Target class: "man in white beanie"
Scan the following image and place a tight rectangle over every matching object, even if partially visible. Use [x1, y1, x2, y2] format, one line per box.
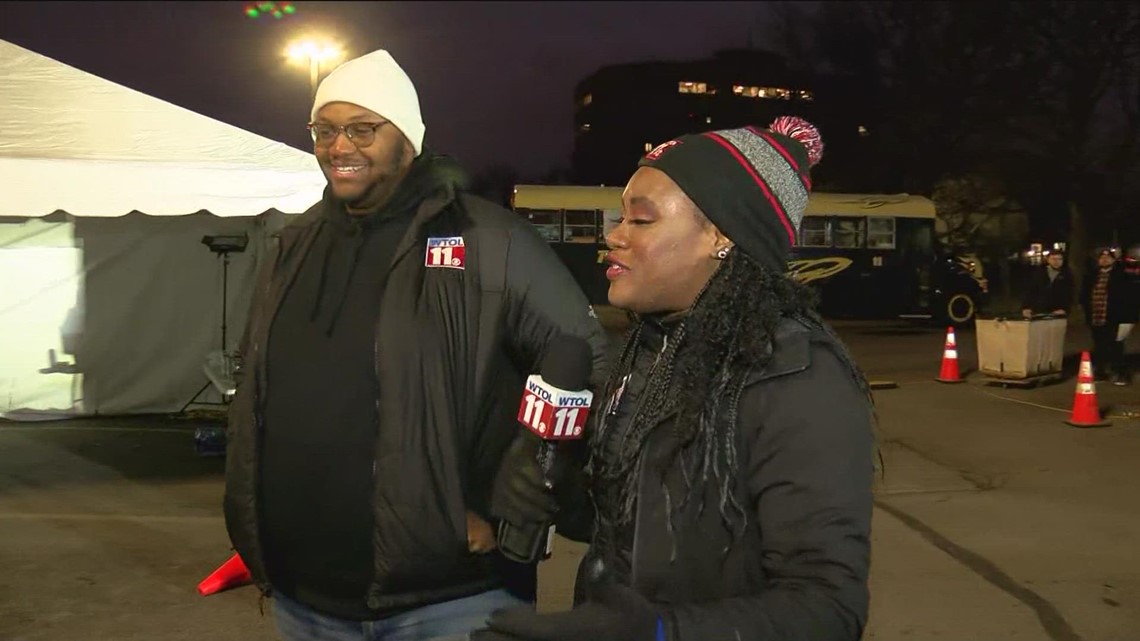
[223, 48, 608, 640]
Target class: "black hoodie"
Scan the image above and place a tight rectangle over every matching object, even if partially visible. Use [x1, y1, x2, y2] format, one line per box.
[260, 154, 465, 619]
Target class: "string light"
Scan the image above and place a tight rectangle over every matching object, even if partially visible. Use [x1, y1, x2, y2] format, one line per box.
[245, 2, 296, 19]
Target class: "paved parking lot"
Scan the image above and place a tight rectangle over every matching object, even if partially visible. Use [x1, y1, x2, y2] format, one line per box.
[1, 318, 1137, 640]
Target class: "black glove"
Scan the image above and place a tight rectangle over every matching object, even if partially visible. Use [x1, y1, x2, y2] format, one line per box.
[491, 432, 560, 527]
[470, 583, 665, 641]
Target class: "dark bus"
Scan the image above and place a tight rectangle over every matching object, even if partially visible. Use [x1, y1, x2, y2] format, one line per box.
[512, 185, 988, 325]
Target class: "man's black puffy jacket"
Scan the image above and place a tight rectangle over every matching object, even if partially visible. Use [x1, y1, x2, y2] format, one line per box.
[224, 172, 608, 615]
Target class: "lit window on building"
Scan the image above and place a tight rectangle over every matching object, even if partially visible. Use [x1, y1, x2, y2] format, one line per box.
[644, 142, 653, 152]
[678, 81, 709, 94]
[858, 125, 869, 136]
[732, 85, 811, 101]
[580, 123, 591, 132]
[705, 116, 712, 124]
[582, 93, 593, 106]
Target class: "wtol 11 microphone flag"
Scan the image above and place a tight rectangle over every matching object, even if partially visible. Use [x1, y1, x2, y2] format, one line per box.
[516, 374, 591, 440]
[498, 334, 594, 563]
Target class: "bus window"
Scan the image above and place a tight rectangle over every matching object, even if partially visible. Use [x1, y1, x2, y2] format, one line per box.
[833, 217, 866, 248]
[564, 209, 599, 243]
[518, 208, 563, 243]
[799, 216, 829, 247]
[601, 209, 621, 242]
[867, 217, 896, 249]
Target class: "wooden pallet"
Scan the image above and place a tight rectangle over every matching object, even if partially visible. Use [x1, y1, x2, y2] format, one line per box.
[981, 371, 1066, 389]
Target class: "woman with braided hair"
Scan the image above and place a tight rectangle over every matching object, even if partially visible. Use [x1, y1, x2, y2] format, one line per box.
[479, 117, 875, 641]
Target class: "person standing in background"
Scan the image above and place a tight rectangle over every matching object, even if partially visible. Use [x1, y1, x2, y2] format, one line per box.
[1081, 248, 1138, 385]
[1021, 249, 1074, 318]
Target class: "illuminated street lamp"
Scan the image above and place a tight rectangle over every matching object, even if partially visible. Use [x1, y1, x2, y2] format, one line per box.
[286, 40, 343, 99]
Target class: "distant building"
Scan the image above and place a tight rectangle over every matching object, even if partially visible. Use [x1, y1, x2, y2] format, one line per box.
[571, 49, 872, 189]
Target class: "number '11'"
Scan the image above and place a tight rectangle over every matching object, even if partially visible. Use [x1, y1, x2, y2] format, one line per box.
[430, 246, 455, 264]
[522, 395, 579, 436]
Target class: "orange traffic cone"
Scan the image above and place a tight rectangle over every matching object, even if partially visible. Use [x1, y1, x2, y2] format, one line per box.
[936, 326, 966, 384]
[1065, 351, 1110, 428]
[197, 553, 251, 596]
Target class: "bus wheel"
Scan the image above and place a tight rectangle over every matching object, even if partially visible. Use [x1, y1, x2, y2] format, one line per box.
[945, 293, 976, 325]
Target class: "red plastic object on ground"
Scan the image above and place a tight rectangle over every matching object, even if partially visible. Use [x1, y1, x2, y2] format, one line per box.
[197, 553, 252, 596]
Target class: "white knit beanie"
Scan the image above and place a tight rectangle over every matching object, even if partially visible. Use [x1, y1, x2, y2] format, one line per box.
[310, 49, 425, 157]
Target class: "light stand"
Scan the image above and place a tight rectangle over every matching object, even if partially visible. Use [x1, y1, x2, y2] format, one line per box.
[180, 234, 249, 414]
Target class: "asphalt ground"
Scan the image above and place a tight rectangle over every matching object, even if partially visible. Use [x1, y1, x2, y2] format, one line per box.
[2, 315, 1137, 640]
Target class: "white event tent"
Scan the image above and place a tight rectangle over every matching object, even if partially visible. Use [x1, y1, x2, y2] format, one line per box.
[0, 39, 326, 419]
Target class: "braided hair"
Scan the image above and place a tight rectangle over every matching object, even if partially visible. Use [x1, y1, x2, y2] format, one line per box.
[588, 249, 875, 554]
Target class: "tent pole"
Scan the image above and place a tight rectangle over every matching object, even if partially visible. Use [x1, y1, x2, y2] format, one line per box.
[221, 252, 229, 353]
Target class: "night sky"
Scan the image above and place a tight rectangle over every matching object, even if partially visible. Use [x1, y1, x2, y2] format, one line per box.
[0, 1, 791, 178]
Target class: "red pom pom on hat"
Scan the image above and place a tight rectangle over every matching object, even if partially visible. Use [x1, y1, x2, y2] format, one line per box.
[769, 116, 823, 167]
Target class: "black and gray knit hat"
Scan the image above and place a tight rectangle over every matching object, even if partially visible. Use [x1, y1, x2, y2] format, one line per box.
[639, 116, 824, 272]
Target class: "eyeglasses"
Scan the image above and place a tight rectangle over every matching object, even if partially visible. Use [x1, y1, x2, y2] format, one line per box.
[307, 121, 390, 148]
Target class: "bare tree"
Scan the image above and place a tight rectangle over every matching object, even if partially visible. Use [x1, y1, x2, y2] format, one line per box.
[999, 2, 1140, 282]
[773, 3, 1043, 191]
[773, 0, 1140, 283]
[933, 172, 1029, 297]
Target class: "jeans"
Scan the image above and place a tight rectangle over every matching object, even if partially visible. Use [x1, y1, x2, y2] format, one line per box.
[273, 589, 528, 641]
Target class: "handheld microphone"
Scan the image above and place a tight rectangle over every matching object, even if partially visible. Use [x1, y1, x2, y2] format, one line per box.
[497, 334, 594, 563]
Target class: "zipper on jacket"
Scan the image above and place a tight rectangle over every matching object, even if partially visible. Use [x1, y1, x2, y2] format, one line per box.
[627, 326, 672, 587]
[363, 197, 461, 599]
[370, 251, 390, 487]
[373, 325, 380, 485]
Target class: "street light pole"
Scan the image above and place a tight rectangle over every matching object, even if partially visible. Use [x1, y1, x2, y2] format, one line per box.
[286, 39, 342, 104]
